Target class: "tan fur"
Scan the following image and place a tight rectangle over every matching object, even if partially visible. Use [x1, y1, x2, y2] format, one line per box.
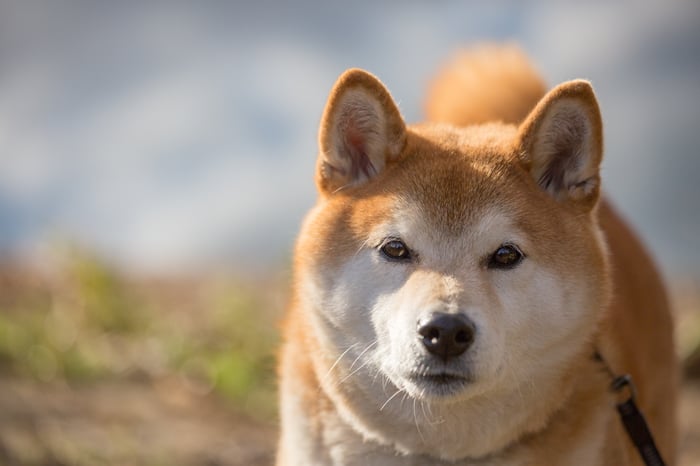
[277, 45, 678, 465]
[425, 44, 547, 126]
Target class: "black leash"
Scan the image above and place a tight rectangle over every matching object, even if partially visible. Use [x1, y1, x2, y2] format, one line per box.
[594, 352, 666, 466]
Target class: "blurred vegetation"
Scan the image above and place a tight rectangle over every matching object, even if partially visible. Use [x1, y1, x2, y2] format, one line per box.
[1, 251, 699, 403]
[0, 248, 699, 465]
[0, 249, 281, 420]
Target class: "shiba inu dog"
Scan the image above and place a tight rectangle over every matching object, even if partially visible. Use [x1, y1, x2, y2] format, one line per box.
[277, 45, 677, 465]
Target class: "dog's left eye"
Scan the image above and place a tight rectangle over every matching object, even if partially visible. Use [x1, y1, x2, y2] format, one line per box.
[380, 239, 411, 261]
[488, 243, 524, 269]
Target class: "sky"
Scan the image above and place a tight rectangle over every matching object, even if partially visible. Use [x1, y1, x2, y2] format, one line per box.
[0, 1, 699, 279]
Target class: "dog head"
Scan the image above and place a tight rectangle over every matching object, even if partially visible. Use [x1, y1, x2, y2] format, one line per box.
[294, 69, 610, 458]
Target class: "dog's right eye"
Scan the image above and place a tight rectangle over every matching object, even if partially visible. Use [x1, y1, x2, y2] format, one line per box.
[488, 243, 524, 269]
[380, 239, 411, 261]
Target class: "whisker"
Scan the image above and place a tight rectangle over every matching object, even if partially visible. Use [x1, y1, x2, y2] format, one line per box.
[354, 237, 372, 259]
[420, 400, 444, 426]
[413, 398, 426, 443]
[379, 388, 404, 411]
[320, 343, 359, 386]
[371, 367, 384, 387]
[332, 340, 377, 387]
[348, 340, 377, 371]
[337, 355, 374, 387]
[420, 400, 429, 424]
[381, 374, 389, 391]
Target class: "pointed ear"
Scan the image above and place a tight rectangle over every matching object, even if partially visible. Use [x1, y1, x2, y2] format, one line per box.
[316, 68, 406, 194]
[516, 80, 604, 207]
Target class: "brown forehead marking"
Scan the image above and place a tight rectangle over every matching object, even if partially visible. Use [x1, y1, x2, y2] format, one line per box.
[383, 124, 527, 237]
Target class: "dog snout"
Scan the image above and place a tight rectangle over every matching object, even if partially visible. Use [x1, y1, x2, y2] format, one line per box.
[417, 313, 475, 361]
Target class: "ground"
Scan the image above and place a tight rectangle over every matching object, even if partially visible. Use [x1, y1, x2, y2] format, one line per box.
[0, 376, 698, 466]
[0, 376, 276, 466]
[0, 258, 698, 465]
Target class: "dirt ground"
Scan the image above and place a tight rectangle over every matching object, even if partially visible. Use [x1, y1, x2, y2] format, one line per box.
[0, 376, 276, 466]
[0, 376, 698, 466]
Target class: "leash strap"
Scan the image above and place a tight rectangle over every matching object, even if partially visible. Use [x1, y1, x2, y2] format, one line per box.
[611, 375, 666, 466]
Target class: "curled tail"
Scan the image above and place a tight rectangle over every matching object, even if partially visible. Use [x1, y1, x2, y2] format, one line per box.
[425, 44, 547, 126]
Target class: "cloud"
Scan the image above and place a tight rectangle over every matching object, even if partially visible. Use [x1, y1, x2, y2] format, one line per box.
[0, 1, 698, 277]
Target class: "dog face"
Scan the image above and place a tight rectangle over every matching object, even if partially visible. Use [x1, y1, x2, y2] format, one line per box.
[294, 69, 610, 458]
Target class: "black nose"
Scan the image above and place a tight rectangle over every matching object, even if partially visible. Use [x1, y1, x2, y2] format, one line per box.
[417, 313, 475, 361]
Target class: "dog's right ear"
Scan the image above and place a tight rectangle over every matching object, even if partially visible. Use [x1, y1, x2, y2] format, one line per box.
[316, 69, 407, 195]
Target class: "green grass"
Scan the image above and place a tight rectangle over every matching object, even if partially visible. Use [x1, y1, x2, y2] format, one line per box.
[0, 250, 281, 420]
[2, 248, 698, 423]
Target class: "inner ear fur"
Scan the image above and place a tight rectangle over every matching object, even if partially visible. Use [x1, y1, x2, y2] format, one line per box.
[517, 80, 604, 207]
[316, 68, 406, 194]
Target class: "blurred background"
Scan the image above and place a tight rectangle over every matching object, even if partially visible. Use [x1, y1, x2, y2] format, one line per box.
[0, 1, 698, 465]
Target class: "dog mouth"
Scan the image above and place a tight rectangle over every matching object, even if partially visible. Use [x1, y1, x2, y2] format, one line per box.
[406, 371, 471, 397]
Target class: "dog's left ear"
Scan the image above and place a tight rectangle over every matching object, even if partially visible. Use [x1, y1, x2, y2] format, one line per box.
[316, 68, 406, 195]
[516, 80, 603, 208]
